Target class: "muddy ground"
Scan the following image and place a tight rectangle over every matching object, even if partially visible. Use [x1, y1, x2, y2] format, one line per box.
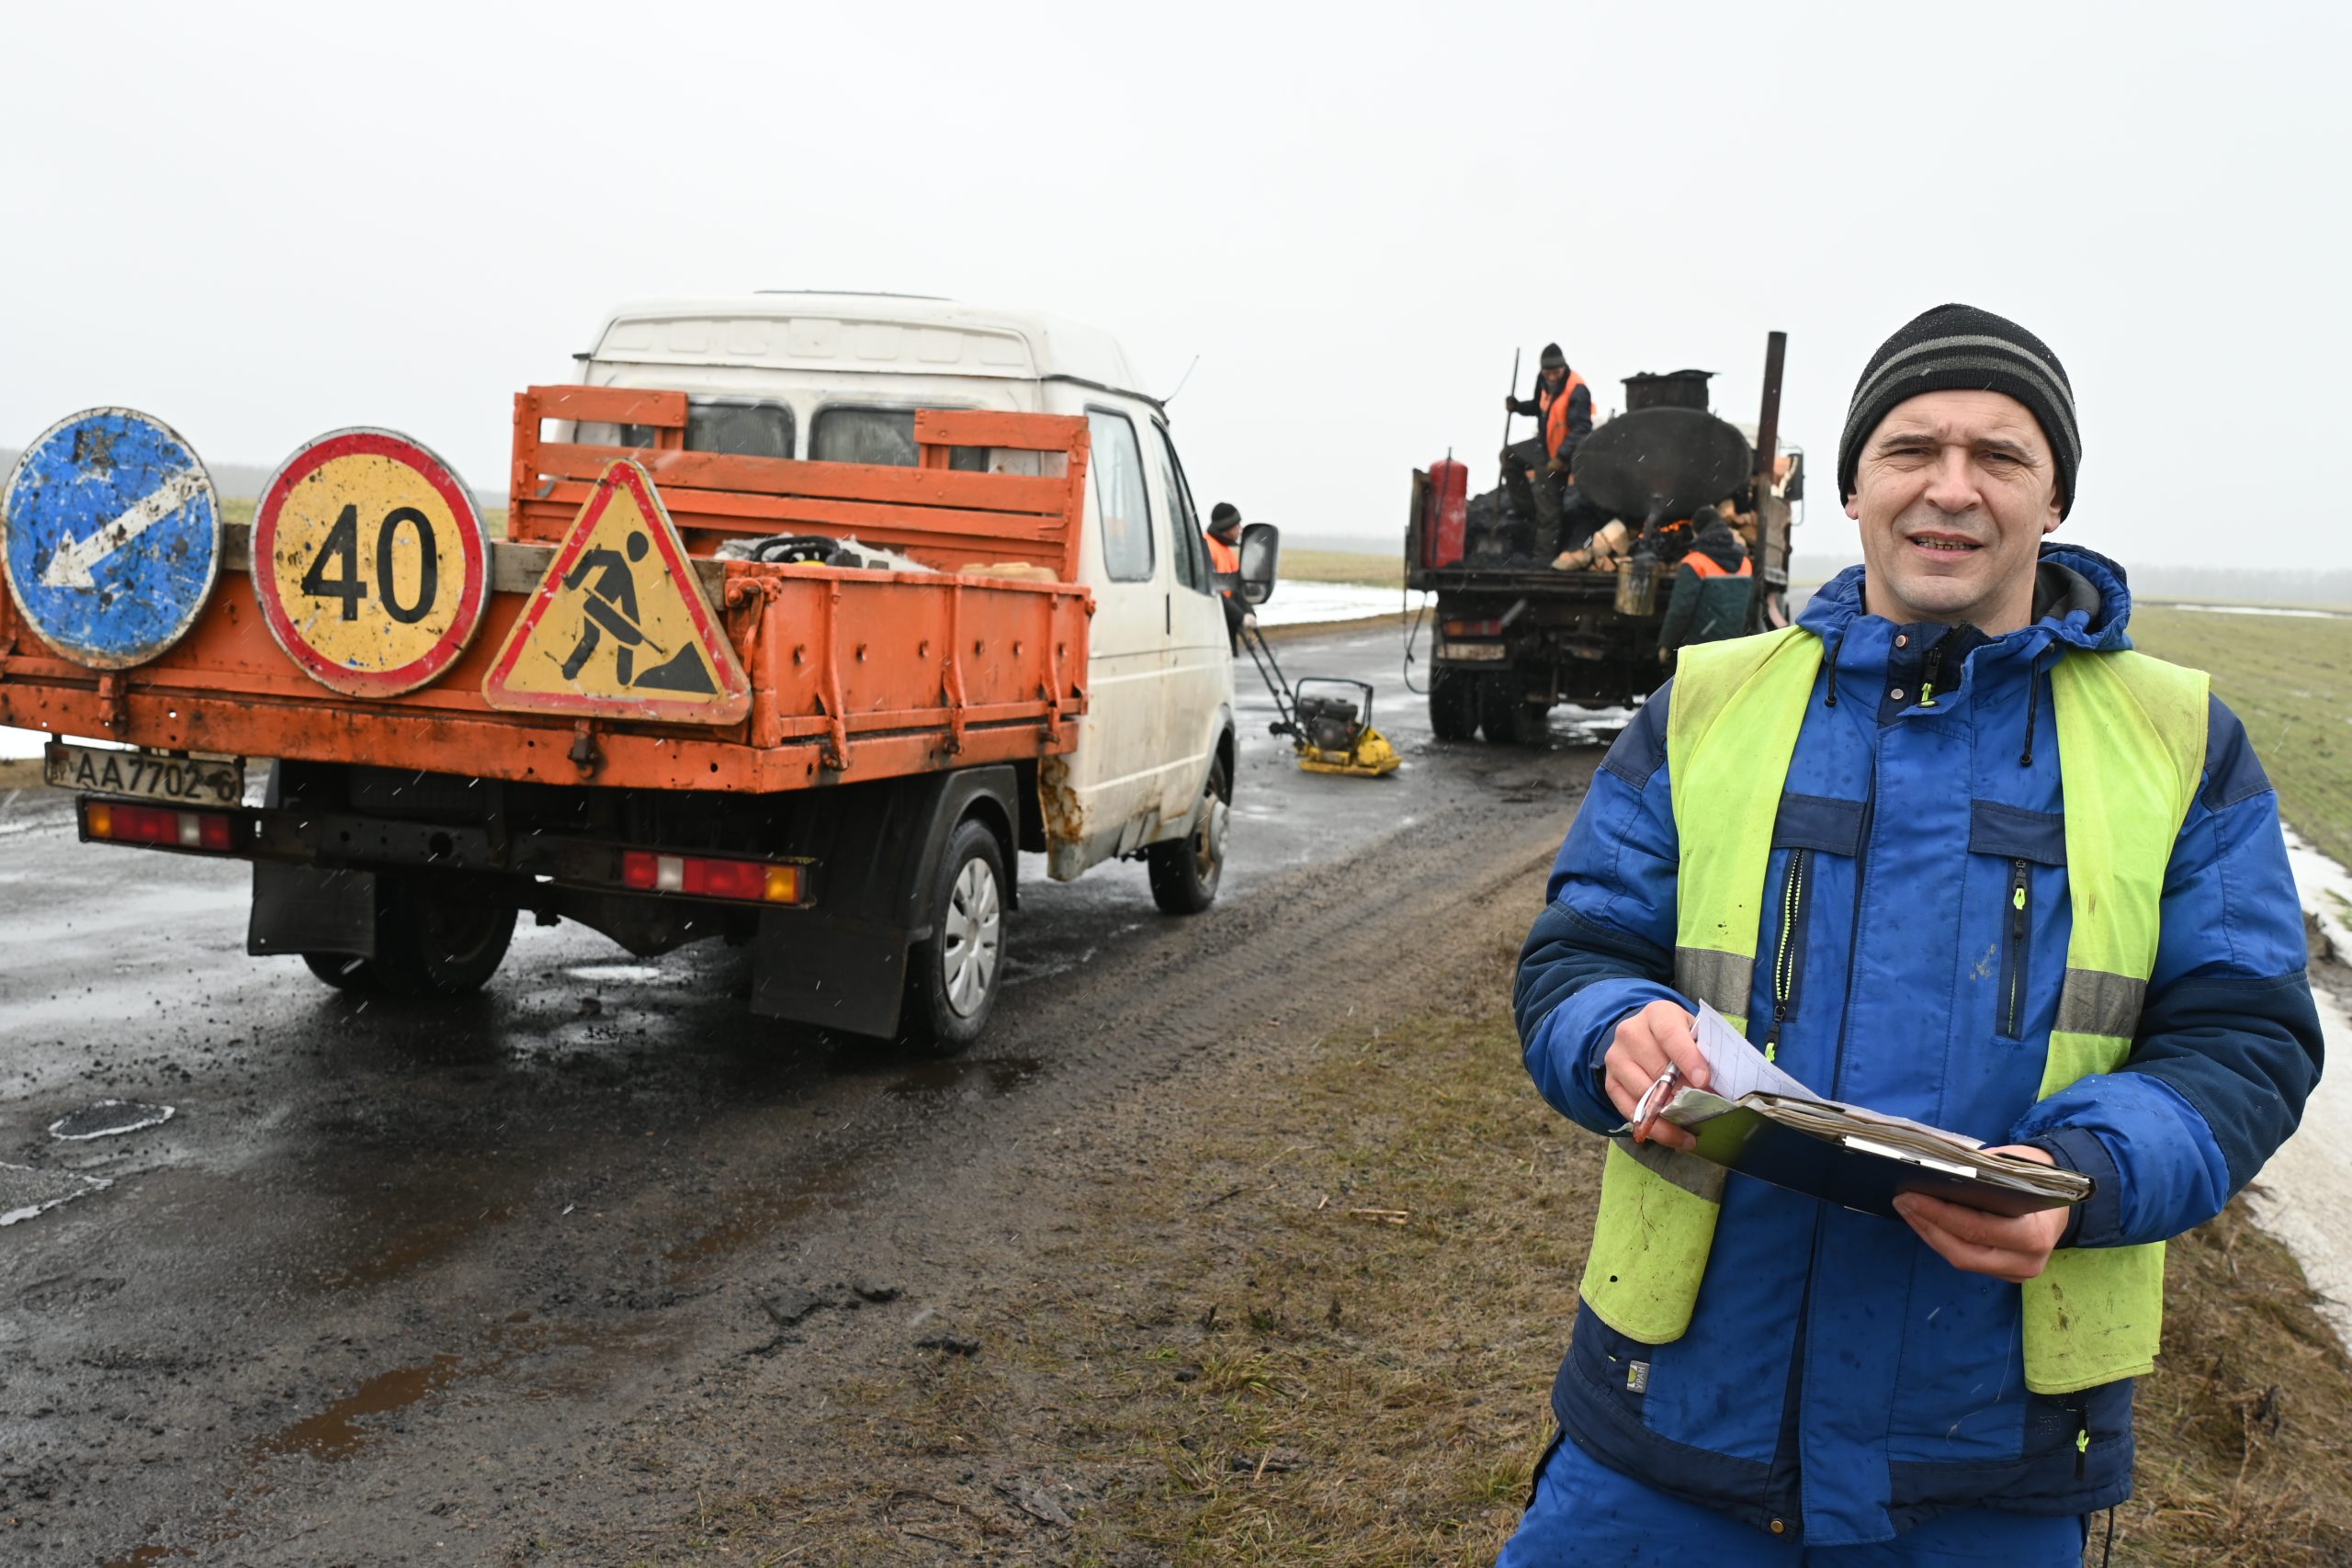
[0, 623, 1601, 1564]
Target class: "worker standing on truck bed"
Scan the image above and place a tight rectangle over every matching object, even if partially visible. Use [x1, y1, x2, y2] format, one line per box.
[1500, 344, 1596, 560]
[1502, 303, 2321, 1564]
[1655, 505, 1752, 664]
[1205, 501, 1251, 652]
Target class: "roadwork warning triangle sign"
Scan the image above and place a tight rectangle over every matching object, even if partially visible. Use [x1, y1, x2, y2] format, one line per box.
[482, 460, 750, 724]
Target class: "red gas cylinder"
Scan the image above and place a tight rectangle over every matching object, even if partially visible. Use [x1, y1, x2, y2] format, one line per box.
[1421, 458, 1468, 569]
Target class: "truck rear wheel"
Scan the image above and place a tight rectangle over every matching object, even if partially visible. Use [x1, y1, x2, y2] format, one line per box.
[900, 818, 1006, 1056]
[1480, 677, 1550, 746]
[1148, 756, 1228, 915]
[368, 876, 517, 999]
[1429, 671, 1479, 740]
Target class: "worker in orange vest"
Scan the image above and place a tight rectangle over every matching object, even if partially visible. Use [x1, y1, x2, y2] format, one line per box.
[1656, 506, 1755, 663]
[1502, 343, 1596, 558]
[1205, 502, 1252, 652]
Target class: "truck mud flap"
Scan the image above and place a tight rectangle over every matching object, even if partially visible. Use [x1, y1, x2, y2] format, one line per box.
[750, 909, 908, 1037]
[750, 764, 1018, 1038]
[248, 863, 378, 958]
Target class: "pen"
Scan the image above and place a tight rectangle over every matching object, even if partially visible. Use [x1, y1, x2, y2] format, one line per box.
[1633, 1063, 1683, 1144]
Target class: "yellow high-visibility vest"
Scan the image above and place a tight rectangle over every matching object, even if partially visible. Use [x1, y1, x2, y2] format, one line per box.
[1579, 626, 2205, 1394]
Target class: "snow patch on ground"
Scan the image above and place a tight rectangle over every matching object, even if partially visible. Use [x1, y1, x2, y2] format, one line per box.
[2250, 823, 2352, 1352]
[1257, 584, 1420, 628]
[2154, 603, 2343, 619]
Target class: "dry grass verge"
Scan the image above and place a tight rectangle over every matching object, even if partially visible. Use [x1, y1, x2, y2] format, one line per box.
[632, 926, 2352, 1565]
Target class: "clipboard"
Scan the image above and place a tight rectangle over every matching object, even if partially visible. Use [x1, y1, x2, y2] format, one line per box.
[1662, 1088, 2090, 1219]
[1623, 1005, 2092, 1220]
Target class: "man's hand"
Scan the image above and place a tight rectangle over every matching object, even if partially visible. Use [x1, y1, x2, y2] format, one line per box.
[1601, 1000, 1711, 1151]
[1658, 648, 1674, 667]
[1504, 395, 1518, 412]
[1893, 1145, 2069, 1282]
[1544, 457, 1570, 475]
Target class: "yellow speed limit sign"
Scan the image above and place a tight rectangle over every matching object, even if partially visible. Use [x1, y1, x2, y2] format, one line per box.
[253, 429, 490, 695]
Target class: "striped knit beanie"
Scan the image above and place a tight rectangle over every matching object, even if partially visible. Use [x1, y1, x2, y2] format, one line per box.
[1837, 303, 2081, 518]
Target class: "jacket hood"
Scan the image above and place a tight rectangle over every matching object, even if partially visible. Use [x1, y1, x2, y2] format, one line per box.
[1691, 515, 1746, 572]
[1797, 543, 2133, 655]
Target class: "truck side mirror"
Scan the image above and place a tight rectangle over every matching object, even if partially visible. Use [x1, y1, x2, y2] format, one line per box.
[1238, 523, 1280, 605]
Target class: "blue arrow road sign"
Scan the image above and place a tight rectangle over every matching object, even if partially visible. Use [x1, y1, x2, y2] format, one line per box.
[1, 408, 222, 670]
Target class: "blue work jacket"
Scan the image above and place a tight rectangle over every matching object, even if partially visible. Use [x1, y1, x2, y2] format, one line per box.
[1515, 546, 2323, 1546]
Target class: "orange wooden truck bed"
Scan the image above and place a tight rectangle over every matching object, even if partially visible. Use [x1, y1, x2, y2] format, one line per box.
[0, 390, 1094, 793]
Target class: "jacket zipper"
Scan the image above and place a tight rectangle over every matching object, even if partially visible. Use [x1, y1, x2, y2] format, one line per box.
[1918, 637, 1946, 708]
[2001, 859, 2030, 1039]
[1764, 849, 1812, 1062]
[1828, 759, 1878, 1103]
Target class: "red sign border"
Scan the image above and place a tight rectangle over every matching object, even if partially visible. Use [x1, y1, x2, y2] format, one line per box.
[480, 458, 751, 724]
[251, 428, 491, 697]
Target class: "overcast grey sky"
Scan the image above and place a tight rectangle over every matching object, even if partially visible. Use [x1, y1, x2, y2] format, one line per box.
[4, 1, 2345, 567]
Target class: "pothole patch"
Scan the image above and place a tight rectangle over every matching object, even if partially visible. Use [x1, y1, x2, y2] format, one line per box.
[48, 1099, 175, 1141]
[0, 1163, 111, 1225]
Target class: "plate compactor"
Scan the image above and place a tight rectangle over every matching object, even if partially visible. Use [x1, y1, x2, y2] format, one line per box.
[1238, 622, 1401, 778]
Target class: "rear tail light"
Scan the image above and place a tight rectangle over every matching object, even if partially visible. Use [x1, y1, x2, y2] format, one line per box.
[1442, 618, 1504, 637]
[84, 801, 236, 852]
[620, 851, 808, 906]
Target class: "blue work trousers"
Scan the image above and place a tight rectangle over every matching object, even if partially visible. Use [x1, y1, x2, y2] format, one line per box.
[1498, 1436, 2088, 1567]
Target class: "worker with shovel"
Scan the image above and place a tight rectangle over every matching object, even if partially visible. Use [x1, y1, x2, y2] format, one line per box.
[1501, 344, 1601, 563]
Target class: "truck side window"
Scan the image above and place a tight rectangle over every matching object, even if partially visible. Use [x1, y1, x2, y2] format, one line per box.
[1087, 411, 1156, 583]
[812, 407, 989, 471]
[615, 400, 795, 459]
[1149, 423, 1210, 594]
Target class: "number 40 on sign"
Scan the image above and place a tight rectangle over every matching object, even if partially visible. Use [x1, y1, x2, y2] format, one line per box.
[252, 429, 490, 697]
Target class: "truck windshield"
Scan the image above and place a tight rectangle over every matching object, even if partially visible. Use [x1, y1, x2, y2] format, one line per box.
[812, 407, 989, 471]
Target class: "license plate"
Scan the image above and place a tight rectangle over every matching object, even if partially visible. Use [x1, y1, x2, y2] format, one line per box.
[1438, 641, 1510, 661]
[45, 742, 243, 807]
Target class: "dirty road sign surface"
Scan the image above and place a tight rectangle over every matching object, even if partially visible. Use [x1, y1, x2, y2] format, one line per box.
[252, 429, 490, 695]
[0, 408, 221, 670]
[482, 459, 749, 723]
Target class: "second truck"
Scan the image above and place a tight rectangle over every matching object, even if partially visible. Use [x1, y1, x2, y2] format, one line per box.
[1404, 332, 1804, 740]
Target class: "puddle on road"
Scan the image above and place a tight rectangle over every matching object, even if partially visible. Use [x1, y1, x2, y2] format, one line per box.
[321, 1202, 515, 1291]
[560, 963, 693, 986]
[0, 1162, 111, 1225]
[257, 1354, 466, 1461]
[885, 1056, 1042, 1100]
[50, 1099, 175, 1141]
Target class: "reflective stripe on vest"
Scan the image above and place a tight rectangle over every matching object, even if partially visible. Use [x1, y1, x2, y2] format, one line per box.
[1682, 550, 1752, 580]
[1544, 370, 1589, 458]
[1578, 625, 2207, 1394]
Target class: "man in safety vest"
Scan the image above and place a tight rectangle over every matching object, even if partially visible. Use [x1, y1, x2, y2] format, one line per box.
[1501, 343, 1596, 558]
[1503, 304, 2321, 1564]
[1655, 505, 1753, 665]
[1204, 501, 1250, 652]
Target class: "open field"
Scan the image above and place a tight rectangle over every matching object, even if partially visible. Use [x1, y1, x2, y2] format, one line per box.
[2128, 606, 2352, 870]
[1277, 548, 1402, 590]
[638, 910, 2352, 1566]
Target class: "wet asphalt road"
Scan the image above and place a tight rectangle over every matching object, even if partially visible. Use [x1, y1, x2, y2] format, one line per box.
[0, 619, 1618, 1564]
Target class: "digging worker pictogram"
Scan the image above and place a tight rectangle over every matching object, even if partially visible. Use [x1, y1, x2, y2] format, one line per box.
[559, 529, 652, 684]
[1502, 304, 2323, 1564]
